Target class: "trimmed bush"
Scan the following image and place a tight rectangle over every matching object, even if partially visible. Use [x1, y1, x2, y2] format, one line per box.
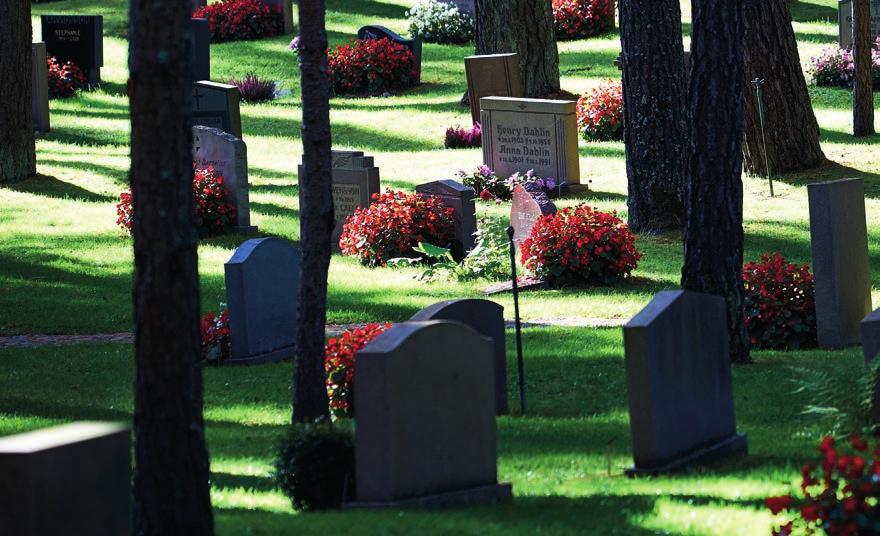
[576, 79, 623, 141]
[194, 0, 283, 43]
[552, 0, 614, 40]
[407, 0, 474, 44]
[329, 38, 417, 95]
[274, 423, 354, 511]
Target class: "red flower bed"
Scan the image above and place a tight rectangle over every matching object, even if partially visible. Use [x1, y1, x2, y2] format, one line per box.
[552, 0, 615, 40]
[194, 0, 283, 43]
[743, 252, 817, 350]
[328, 38, 417, 95]
[47, 56, 86, 99]
[521, 204, 640, 286]
[577, 79, 624, 141]
[339, 190, 456, 267]
[201, 308, 231, 364]
[324, 323, 391, 419]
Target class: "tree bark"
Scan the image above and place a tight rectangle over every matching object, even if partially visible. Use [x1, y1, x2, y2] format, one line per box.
[129, 0, 214, 533]
[682, 0, 751, 363]
[475, 0, 560, 97]
[619, 0, 688, 233]
[293, 0, 333, 423]
[742, 0, 825, 175]
[853, 0, 875, 137]
[0, 0, 35, 182]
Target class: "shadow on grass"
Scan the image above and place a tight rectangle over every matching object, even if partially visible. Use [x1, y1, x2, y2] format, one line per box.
[771, 158, 880, 198]
[0, 173, 115, 202]
[791, 1, 839, 23]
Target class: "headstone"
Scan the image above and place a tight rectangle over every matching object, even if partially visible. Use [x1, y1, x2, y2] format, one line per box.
[192, 126, 255, 231]
[509, 183, 556, 248]
[261, 0, 294, 34]
[188, 18, 211, 82]
[481, 97, 581, 187]
[40, 15, 103, 85]
[808, 178, 872, 348]
[0, 422, 130, 535]
[415, 179, 477, 259]
[410, 300, 508, 414]
[191, 81, 242, 139]
[861, 308, 880, 424]
[357, 25, 422, 84]
[192, 0, 207, 13]
[624, 290, 748, 475]
[350, 321, 513, 507]
[32, 42, 50, 133]
[225, 238, 301, 364]
[838, 0, 880, 48]
[464, 53, 525, 125]
[298, 150, 381, 246]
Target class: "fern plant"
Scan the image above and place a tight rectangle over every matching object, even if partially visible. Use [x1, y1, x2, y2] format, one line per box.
[791, 359, 880, 438]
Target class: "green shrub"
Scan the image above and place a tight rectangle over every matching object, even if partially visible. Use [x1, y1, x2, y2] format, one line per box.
[407, 0, 474, 44]
[274, 423, 355, 511]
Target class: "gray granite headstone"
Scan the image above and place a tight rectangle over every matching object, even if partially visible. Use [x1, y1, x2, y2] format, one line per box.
[350, 321, 512, 508]
[808, 178, 872, 348]
[0, 422, 130, 535]
[187, 18, 211, 82]
[509, 183, 556, 249]
[861, 308, 880, 423]
[225, 238, 301, 364]
[838, 0, 880, 48]
[415, 179, 477, 260]
[191, 81, 242, 139]
[192, 126, 254, 231]
[410, 300, 508, 415]
[624, 290, 747, 475]
[357, 25, 422, 84]
[32, 42, 50, 132]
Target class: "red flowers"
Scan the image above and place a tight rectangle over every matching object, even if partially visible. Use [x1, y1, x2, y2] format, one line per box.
[339, 190, 456, 267]
[576, 79, 624, 142]
[194, 0, 283, 42]
[47, 56, 86, 99]
[520, 204, 641, 286]
[324, 323, 391, 419]
[201, 309, 231, 364]
[553, 0, 614, 40]
[329, 38, 416, 95]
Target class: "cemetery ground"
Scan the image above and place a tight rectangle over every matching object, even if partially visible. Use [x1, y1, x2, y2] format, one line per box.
[1, 0, 879, 533]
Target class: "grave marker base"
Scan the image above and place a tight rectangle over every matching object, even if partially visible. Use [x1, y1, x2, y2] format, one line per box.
[345, 483, 513, 509]
[226, 344, 294, 365]
[625, 433, 747, 477]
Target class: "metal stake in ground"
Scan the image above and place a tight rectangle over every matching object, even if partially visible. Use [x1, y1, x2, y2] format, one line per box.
[751, 77, 775, 197]
[506, 226, 527, 415]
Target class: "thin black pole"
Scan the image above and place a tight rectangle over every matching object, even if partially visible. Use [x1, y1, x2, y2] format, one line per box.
[507, 226, 526, 415]
[751, 77, 775, 197]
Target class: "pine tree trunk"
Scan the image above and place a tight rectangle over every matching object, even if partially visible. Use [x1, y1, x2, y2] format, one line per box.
[619, 0, 688, 233]
[0, 0, 35, 182]
[293, 0, 333, 423]
[853, 0, 875, 137]
[742, 0, 825, 175]
[129, 0, 214, 533]
[682, 0, 751, 363]
[474, 0, 560, 97]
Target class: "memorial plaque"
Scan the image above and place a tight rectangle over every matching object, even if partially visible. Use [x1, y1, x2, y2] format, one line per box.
[415, 179, 477, 259]
[191, 81, 242, 139]
[839, 0, 880, 48]
[357, 25, 422, 83]
[41, 15, 103, 84]
[262, 0, 294, 34]
[32, 42, 50, 133]
[465, 54, 524, 125]
[481, 96, 581, 186]
[192, 126, 255, 231]
[509, 183, 556, 248]
[188, 18, 211, 82]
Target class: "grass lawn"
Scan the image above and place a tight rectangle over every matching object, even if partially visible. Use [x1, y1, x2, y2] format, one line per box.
[1, 0, 879, 533]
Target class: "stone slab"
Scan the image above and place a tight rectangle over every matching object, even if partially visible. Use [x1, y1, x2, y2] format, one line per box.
[862, 308, 880, 423]
[415, 179, 477, 259]
[32, 42, 50, 133]
[838, 0, 880, 48]
[465, 53, 524, 125]
[40, 15, 103, 85]
[188, 18, 211, 82]
[262, 0, 294, 34]
[191, 80, 242, 139]
[192, 125, 254, 230]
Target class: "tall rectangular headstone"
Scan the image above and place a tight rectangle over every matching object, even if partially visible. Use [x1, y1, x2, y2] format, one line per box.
[351, 321, 512, 507]
[225, 238, 301, 364]
[465, 54, 524, 125]
[188, 18, 211, 82]
[261, 0, 294, 34]
[192, 126, 255, 231]
[191, 81, 243, 139]
[40, 15, 103, 84]
[861, 308, 880, 424]
[481, 97, 581, 187]
[357, 25, 422, 84]
[839, 0, 880, 48]
[624, 290, 747, 475]
[32, 42, 50, 133]
[808, 178, 872, 348]
[0, 422, 130, 535]
[415, 179, 477, 259]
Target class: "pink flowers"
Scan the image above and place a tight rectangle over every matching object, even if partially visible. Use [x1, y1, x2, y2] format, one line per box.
[445, 122, 482, 149]
[809, 38, 880, 87]
[576, 79, 624, 142]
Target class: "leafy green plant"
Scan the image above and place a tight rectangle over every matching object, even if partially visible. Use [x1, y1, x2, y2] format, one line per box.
[791, 360, 880, 438]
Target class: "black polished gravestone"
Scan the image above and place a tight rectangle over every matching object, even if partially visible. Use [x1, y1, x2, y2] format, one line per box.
[225, 238, 301, 364]
[410, 300, 508, 414]
[357, 25, 422, 84]
[623, 290, 747, 475]
[349, 321, 513, 508]
[41, 15, 103, 84]
[415, 179, 477, 260]
[188, 18, 211, 82]
[191, 81, 242, 139]
[862, 309, 880, 424]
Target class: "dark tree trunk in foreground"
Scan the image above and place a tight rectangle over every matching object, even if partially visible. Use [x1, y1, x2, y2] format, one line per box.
[475, 0, 560, 97]
[682, 0, 751, 363]
[853, 0, 875, 137]
[0, 0, 35, 182]
[129, 0, 214, 533]
[742, 0, 824, 175]
[293, 0, 333, 423]
[619, 0, 688, 233]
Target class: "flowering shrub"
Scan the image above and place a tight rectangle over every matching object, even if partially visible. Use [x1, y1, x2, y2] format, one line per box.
[324, 323, 391, 419]
[521, 204, 641, 286]
[328, 38, 416, 95]
[808, 40, 880, 88]
[116, 166, 237, 237]
[201, 308, 231, 364]
[456, 165, 510, 201]
[47, 56, 86, 99]
[742, 253, 817, 350]
[407, 0, 474, 44]
[339, 190, 456, 266]
[445, 122, 482, 149]
[552, 0, 614, 40]
[509, 170, 560, 197]
[229, 73, 277, 102]
[577, 79, 624, 141]
[194, 0, 283, 43]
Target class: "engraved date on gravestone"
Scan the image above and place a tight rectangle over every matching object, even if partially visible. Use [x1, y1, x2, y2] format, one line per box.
[333, 184, 362, 227]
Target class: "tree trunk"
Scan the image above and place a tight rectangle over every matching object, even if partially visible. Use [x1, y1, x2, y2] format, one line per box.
[475, 0, 560, 97]
[742, 0, 825, 175]
[0, 0, 35, 182]
[619, 0, 688, 233]
[129, 0, 214, 533]
[293, 0, 333, 423]
[682, 0, 751, 364]
[853, 0, 875, 137]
